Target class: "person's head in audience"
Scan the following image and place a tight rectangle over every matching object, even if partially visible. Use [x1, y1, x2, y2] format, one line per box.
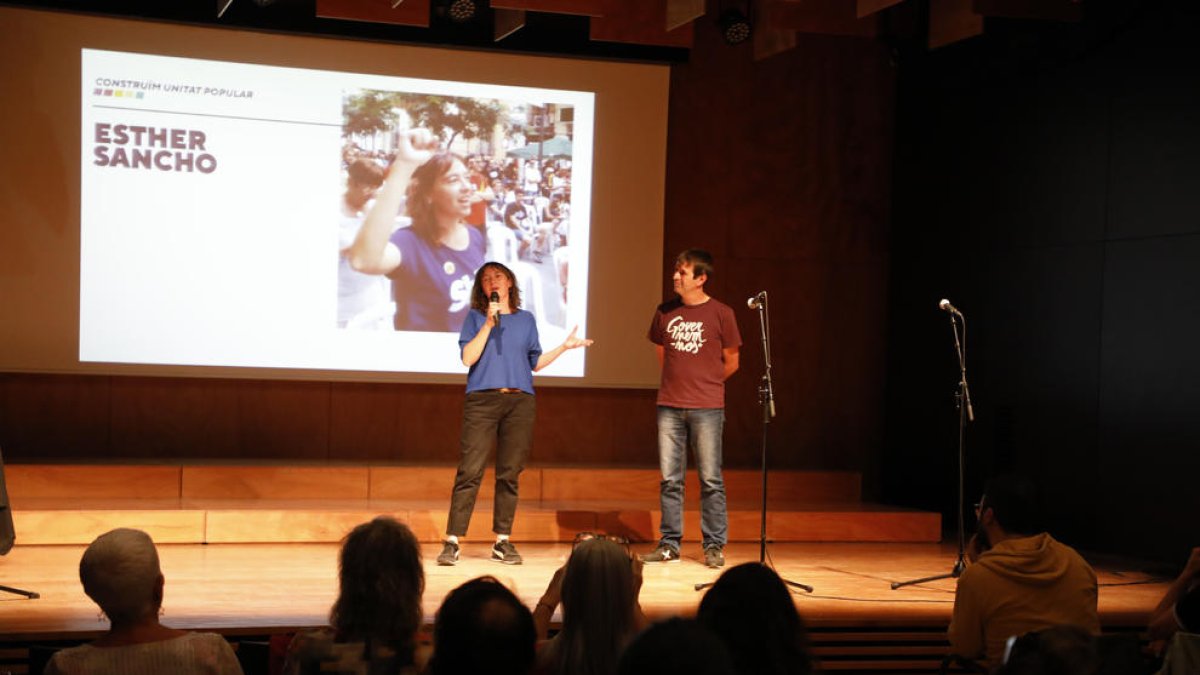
[697, 563, 814, 675]
[44, 528, 243, 674]
[976, 473, 1043, 550]
[550, 537, 641, 675]
[1176, 582, 1200, 633]
[80, 527, 166, 629]
[996, 624, 1100, 675]
[1147, 547, 1200, 642]
[617, 618, 736, 675]
[428, 576, 536, 675]
[330, 516, 424, 656]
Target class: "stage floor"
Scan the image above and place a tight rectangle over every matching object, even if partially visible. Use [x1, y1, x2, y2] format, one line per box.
[0, 541, 1169, 639]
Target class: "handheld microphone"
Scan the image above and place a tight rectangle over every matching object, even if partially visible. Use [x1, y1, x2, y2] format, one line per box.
[489, 291, 501, 326]
[747, 291, 766, 310]
[939, 298, 963, 316]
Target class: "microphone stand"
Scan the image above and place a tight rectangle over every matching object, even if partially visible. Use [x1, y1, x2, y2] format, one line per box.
[695, 292, 813, 594]
[0, 582, 39, 599]
[891, 309, 973, 590]
[0, 446, 39, 598]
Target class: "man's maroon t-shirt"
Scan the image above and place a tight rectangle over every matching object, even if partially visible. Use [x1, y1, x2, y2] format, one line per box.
[648, 297, 741, 409]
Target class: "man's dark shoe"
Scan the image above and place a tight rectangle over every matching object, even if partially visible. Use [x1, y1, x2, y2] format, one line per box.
[492, 539, 523, 565]
[436, 541, 460, 566]
[704, 545, 726, 569]
[638, 543, 681, 563]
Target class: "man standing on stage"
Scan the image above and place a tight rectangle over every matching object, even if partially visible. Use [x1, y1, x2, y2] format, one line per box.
[640, 249, 741, 569]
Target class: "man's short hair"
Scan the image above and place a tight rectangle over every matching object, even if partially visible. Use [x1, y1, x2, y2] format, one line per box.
[347, 158, 385, 188]
[79, 528, 162, 623]
[676, 249, 714, 280]
[428, 576, 535, 675]
[618, 618, 735, 675]
[997, 624, 1099, 675]
[981, 474, 1042, 536]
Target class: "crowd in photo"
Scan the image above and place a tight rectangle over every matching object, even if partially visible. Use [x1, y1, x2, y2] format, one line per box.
[338, 128, 576, 334]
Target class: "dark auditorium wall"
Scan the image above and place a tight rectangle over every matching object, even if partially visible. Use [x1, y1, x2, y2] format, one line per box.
[883, 0, 1200, 564]
[0, 17, 895, 480]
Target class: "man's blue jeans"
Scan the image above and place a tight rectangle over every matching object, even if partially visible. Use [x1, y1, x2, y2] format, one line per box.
[656, 406, 727, 550]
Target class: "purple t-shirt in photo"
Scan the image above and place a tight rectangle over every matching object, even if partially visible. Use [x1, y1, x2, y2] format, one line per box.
[388, 225, 485, 332]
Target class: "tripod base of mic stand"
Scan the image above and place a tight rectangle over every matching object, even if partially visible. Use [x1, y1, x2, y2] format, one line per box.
[0, 583, 40, 599]
[890, 554, 966, 590]
[693, 566, 814, 594]
[784, 578, 814, 593]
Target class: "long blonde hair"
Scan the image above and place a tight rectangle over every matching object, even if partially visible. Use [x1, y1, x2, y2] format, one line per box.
[550, 539, 638, 675]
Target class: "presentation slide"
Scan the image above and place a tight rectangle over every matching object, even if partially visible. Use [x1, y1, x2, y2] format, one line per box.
[80, 49, 593, 376]
[0, 6, 667, 388]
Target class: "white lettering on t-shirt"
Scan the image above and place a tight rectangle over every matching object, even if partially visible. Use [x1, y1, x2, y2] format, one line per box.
[666, 315, 705, 354]
[448, 274, 472, 313]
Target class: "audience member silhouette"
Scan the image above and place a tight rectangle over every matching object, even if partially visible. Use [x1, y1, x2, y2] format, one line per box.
[1149, 547, 1200, 642]
[533, 537, 647, 675]
[1149, 547, 1200, 675]
[283, 516, 424, 675]
[616, 618, 735, 675]
[948, 474, 1099, 667]
[43, 528, 242, 675]
[696, 562, 815, 675]
[426, 576, 536, 675]
[994, 624, 1100, 675]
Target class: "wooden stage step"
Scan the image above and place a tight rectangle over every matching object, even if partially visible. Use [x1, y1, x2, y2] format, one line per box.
[6, 464, 940, 546]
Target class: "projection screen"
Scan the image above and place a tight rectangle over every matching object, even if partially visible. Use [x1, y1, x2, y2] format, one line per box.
[0, 6, 668, 388]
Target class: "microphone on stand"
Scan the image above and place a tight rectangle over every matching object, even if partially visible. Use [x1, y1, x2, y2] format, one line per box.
[489, 291, 501, 327]
[747, 291, 766, 310]
[938, 298, 963, 316]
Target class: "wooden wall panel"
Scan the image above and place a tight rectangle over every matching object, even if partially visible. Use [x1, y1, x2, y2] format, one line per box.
[105, 377, 331, 460]
[531, 388, 658, 464]
[6, 465, 181, 500]
[13, 509, 206, 545]
[182, 466, 370, 500]
[0, 373, 110, 457]
[664, 19, 893, 479]
[106, 377, 241, 460]
[329, 382, 464, 462]
[234, 380, 332, 460]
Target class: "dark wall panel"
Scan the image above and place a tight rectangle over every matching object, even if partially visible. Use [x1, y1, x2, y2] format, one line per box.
[971, 244, 1106, 545]
[1096, 235, 1200, 562]
[1106, 13, 1200, 240]
[0, 374, 110, 459]
[886, 0, 1200, 562]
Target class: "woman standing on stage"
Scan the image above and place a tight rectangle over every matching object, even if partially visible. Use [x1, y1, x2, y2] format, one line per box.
[436, 261, 591, 566]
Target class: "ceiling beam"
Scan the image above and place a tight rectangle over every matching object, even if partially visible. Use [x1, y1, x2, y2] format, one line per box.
[488, 0, 606, 16]
[590, 0, 694, 48]
[761, 0, 879, 38]
[929, 0, 983, 49]
[316, 0, 431, 27]
[973, 0, 1083, 22]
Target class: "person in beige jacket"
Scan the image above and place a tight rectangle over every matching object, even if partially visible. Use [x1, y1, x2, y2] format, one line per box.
[948, 475, 1100, 668]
